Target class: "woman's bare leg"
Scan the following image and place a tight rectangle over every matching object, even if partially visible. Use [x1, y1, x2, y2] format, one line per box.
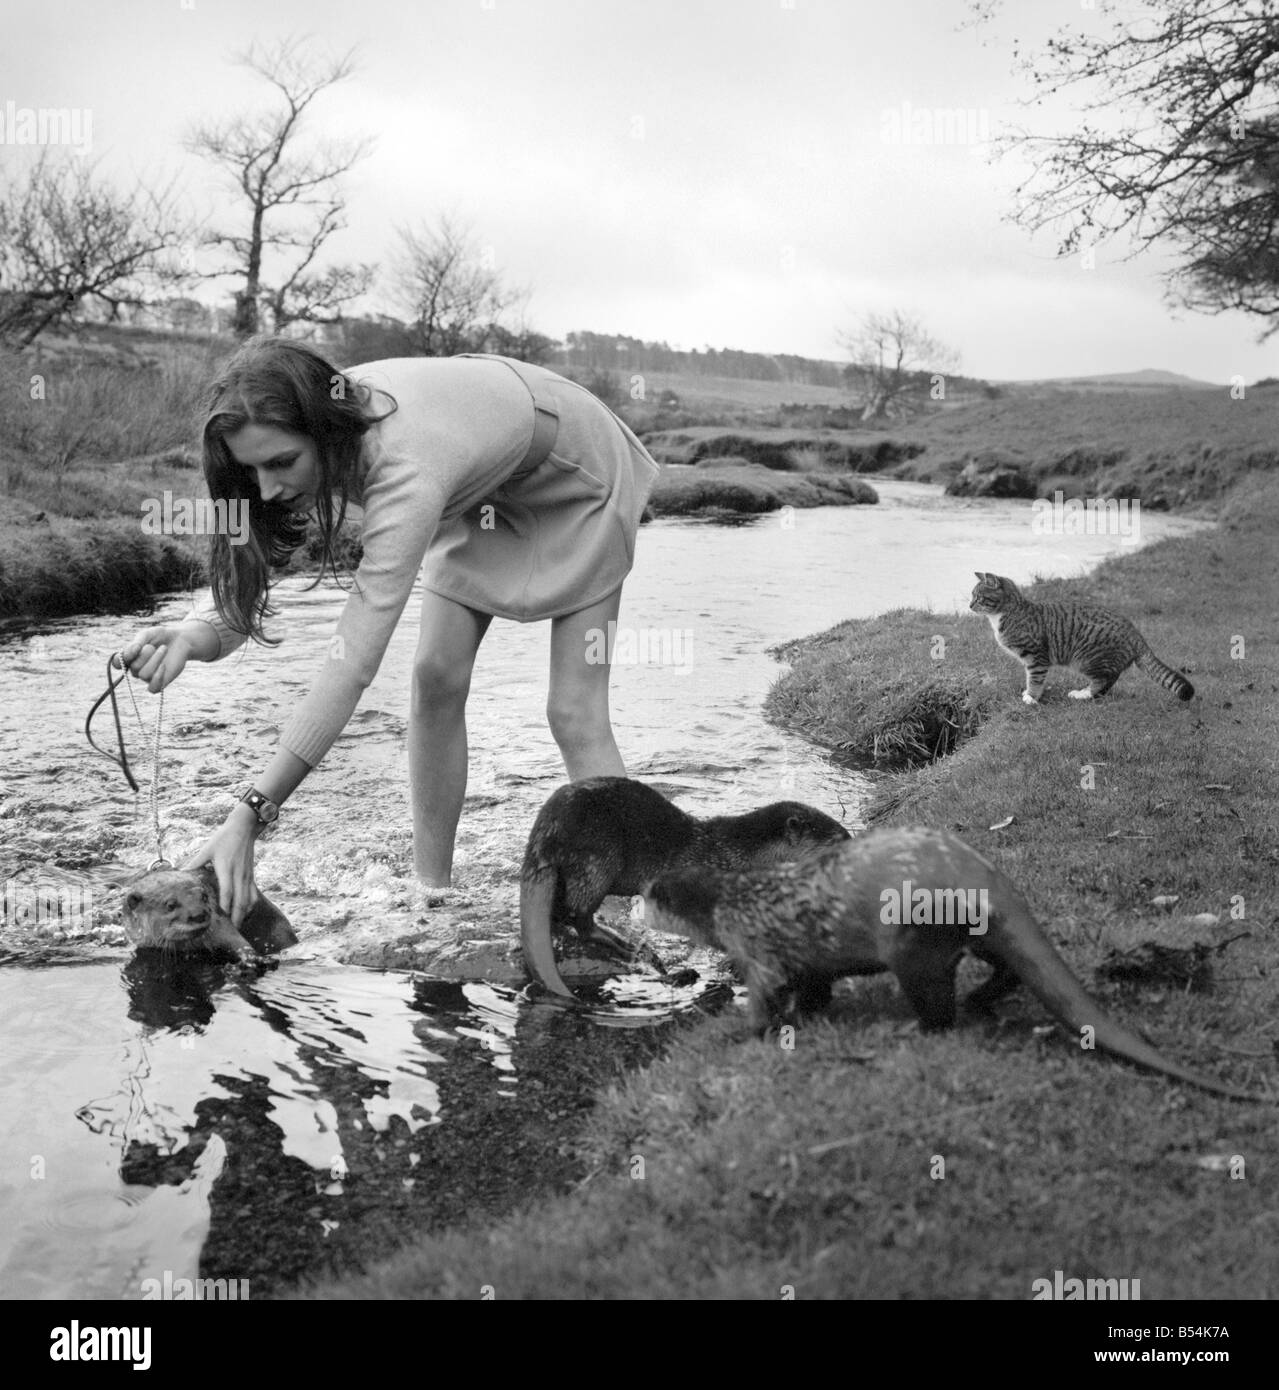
[546, 587, 627, 779]
[409, 592, 492, 885]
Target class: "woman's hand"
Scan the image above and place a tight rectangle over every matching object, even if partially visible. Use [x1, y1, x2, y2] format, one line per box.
[181, 804, 261, 927]
[120, 622, 216, 694]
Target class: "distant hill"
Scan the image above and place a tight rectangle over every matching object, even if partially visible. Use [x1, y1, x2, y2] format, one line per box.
[1003, 368, 1223, 392]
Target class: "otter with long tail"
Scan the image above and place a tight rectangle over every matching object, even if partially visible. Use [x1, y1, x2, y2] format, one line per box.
[644, 826, 1263, 1102]
[520, 777, 849, 998]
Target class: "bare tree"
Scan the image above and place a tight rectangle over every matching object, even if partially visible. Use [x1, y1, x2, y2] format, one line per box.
[839, 310, 959, 421]
[975, 0, 1279, 336]
[393, 216, 525, 356]
[187, 36, 375, 338]
[0, 154, 194, 347]
[259, 208, 375, 333]
[1178, 114, 1279, 323]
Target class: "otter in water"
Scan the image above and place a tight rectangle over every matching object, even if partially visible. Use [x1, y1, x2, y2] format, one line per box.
[644, 826, 1261, 1101]
[520, 776, 849, 999]
[122, 863, 297, 959]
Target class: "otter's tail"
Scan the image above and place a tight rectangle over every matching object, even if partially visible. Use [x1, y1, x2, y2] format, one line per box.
[990, 892, 1259, 1102]
[1136, 648, 1194, 700]
[519, 865, 576, 1000]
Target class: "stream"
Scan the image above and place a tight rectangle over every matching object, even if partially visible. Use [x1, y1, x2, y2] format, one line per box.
[0, 479, 1208, 1297]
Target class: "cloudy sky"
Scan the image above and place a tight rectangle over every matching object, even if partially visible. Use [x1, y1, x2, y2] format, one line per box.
[7, 0, 1275, 383]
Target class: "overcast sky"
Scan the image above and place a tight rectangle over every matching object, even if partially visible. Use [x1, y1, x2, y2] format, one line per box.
[6, 0, 1275, 383]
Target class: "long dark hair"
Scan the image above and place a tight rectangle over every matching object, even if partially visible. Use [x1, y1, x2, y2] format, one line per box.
[201, 335, 397, 645]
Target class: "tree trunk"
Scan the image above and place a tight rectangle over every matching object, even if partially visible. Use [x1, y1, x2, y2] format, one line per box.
[232, 289, 259, 338]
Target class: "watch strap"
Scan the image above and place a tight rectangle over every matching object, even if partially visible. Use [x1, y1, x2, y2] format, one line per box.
[239, 788, 279, 824]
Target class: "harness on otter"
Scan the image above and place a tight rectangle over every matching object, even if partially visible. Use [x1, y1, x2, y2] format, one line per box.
[85, 652, 171, 869]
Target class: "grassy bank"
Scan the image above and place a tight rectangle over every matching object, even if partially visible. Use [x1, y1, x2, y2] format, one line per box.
[890, 386, 1279, 509]
[0, 448, 363, 622]
[648, 461, 877, 520]
[645, 389, 1279, 512]
[766, 612, 995, 767]
[0, 332, 377, 621]
[1, 332, 881, 618]
[641, 425, 924, 471]
[4, 326, 1273, 619]
[0, 449, 211, 621]
[297, 477, 1279, 1301]
[0, 445, 870, 624]
[1, 333, 216, 620]
[1, 449, 877, 618]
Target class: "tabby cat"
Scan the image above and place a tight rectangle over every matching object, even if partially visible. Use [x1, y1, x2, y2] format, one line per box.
[969, 572, 1194, 704]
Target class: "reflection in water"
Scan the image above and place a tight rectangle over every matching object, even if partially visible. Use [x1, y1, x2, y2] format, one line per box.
[0, 960, 687, 1298]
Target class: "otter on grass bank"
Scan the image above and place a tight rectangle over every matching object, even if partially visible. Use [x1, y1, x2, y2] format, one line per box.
[122, 863, 297, 959]
[520, 777, 849, 999]
[644, 826, 1262, 1102]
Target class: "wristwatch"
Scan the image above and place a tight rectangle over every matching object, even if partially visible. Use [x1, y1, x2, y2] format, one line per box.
[239, 789, 280, 826]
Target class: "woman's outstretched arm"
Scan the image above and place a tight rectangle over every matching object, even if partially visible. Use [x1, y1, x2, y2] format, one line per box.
[181, 744, 314, 925]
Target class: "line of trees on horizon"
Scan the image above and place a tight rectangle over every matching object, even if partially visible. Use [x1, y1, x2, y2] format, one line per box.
[18, 296, 896, 396]
[559, 331, 848, 386]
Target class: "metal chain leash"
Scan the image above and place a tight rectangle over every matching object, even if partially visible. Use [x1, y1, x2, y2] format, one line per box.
[120, 656, 168, 867]
[85, 653, 172, 868]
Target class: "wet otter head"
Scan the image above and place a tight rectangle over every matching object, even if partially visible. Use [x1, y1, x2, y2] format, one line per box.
[122, 865, 251, 957]
[121, 864, 295, 958]
[702, 800, 850, 867]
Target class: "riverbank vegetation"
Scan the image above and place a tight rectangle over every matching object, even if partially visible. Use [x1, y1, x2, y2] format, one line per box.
[0, 331, 880, 617]
[648, 461, 877, 520]
[4, 327, 1276, 619]
[297, 475, 1279, 1301]
[646, 386, 1279, 510]
[891, 386, 1279, 511]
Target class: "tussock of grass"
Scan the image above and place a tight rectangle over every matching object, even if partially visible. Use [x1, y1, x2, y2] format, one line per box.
[765, 610, 995, 768]
[645, 426, 925, 474]
[0, 458, 368, 619]
[1, 444, 213, 620]
[0, 338, 220, 473]
[649, 463, 877, 519]
[864, 679, 990, 766]
[688, 432, 802, 470]
[0, 516, 200, 619]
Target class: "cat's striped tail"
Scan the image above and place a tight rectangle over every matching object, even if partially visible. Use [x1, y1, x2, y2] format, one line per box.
[1136, 649, 1194, 700]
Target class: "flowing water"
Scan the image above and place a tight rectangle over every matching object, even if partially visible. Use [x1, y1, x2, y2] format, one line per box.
[0, 480, 1207, 1297]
